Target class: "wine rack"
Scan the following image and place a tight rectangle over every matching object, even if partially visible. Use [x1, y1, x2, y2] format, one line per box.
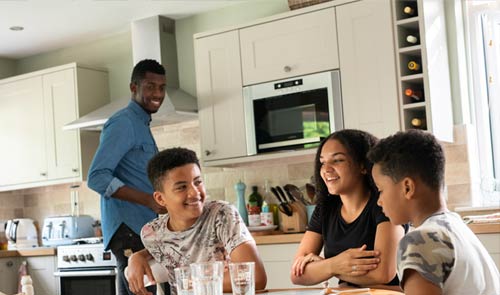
[392, 0, 454, 141]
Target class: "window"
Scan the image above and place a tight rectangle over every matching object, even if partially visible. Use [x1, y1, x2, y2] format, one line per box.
[465, 0, 500, 206]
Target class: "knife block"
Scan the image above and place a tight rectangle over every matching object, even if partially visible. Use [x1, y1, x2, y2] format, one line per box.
[279, 203, 307, 233]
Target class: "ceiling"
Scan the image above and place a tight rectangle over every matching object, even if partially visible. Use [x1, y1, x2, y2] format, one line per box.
[0, 0, 248, 59]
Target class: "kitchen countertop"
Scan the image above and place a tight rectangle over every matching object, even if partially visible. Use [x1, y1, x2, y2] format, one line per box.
[0, 247, 56, 258]
[252, 223, 500, 245]
[1, 224, 497, 256]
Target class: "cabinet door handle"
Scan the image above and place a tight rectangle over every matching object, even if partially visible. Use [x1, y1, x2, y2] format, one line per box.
[283, 65, 292, 72]
[6, 260, 13, 267]
[72, 168, 79, 173]
[205, 150, 212, 156]
[40, 172, 47, 176]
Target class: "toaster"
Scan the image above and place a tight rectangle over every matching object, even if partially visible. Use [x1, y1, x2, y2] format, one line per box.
[42, 215, 95, 246]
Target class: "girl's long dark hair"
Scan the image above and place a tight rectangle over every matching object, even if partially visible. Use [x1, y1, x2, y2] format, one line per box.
[314, 129, 379, 208]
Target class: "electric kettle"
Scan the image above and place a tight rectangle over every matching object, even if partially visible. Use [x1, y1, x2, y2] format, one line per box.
[5, 218, 39, 249]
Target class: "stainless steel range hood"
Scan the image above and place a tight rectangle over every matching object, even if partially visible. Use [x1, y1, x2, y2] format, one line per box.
[64, 16, 197, 131]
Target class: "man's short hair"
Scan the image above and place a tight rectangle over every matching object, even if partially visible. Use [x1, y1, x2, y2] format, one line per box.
[147, 147, 200, 192]
[130, 59, 165, 85]
[367, 130, 445, 191]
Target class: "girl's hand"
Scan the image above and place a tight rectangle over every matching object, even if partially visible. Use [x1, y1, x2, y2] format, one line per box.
[333, 244, 380, 276]
[292, 253, 324, 276]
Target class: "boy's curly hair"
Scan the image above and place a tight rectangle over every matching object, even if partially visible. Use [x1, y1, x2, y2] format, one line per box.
[367, 130, 445, 191]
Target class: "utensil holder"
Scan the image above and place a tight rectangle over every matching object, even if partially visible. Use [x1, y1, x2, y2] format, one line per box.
[279, 203, 307, 233]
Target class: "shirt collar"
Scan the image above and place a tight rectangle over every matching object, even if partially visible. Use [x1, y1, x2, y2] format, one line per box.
[128, 100, 152, 125]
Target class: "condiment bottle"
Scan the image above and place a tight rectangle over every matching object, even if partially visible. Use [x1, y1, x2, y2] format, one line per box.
[21, 275, 34, 295]
[248, 185, 263, 208]
[247, 202, 261, 227]
[260, 201, 274, 226]
[263, 180, 280, 225]
[234, 180, 248, 226]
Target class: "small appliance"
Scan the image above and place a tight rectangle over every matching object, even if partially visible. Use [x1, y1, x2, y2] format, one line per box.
[243, 70, 343, 155]
[5, 218, 39, 249]
[41, 215, 95, 246]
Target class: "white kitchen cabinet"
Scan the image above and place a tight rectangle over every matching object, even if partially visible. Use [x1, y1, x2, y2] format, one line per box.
[240, 7, 339, 86]
[0, 257, 20, 294]
[336, 0, 401, 139]
[257, 243, 337, 289]
[0, 63, 108, 191]
[194, 30, 248, 162]
[0, 76, 48, 186]
[25, 256, 59, 295]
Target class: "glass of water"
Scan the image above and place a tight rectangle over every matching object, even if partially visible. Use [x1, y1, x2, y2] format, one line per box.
[228, 262, 255, 295]
[174, 266, 193, 295]
[190, 261, 224, 295]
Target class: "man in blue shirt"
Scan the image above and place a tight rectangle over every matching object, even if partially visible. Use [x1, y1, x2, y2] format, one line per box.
[88, 59, 167, 295]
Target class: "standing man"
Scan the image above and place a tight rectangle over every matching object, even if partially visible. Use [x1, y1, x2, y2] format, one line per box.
[88, 59, 167, 295]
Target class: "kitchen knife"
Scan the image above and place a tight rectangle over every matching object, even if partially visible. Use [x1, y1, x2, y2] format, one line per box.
[271, 186, 293, 216]
[276, 186, 292, 203]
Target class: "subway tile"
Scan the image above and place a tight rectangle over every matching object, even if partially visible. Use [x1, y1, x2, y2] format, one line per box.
[445, 162, 471, 185]
[287, 162, 314, 181]
[444, 145, 468, 164]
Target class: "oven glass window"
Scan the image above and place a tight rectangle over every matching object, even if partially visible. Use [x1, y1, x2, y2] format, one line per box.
[60, 276, 115, 295]
[253, 88, 330, 152]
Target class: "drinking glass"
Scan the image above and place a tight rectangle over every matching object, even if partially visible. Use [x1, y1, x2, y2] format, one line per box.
[174, 266, 193, 295]
[228, 262, 255, 295]
[190, 261, 224, 295]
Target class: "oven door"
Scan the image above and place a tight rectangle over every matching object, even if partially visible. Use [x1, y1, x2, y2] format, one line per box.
[54, 268, 117, 295]
[244, 70, 343, 154]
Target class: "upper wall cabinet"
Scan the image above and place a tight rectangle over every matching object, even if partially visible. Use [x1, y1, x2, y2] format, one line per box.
[194, 31, 248, 162]
[239, 7, 339, 86]
[337, 0, 401, 138]
[0, 63, 109, 191]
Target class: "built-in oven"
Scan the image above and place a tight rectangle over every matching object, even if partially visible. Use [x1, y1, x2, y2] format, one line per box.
[243, 70, 343, 155]
[54, 243, 117, 295]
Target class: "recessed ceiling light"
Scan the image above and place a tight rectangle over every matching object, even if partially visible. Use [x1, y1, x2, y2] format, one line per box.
[9, 26, 24, 31]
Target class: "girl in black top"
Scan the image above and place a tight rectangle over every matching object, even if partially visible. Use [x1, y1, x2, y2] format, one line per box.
[290, 129, 405, 290]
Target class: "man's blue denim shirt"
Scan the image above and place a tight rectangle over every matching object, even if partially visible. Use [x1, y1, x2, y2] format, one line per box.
[87, 100, 158, 249]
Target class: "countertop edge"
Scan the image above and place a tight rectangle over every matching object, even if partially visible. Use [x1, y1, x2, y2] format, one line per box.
[253, 223, 500, 245]
[0, 247, 56, 258]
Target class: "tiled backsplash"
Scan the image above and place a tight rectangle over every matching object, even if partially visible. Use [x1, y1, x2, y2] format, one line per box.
[0, 122, 474, 225]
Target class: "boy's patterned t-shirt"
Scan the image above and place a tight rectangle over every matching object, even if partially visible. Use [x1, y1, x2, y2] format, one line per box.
[141, 200, 254, 288]
[398, 211, 499, 294]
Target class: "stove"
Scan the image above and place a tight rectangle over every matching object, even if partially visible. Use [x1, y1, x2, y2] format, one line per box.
[57, 243, 116, 270]
[54, 238, 118, 295]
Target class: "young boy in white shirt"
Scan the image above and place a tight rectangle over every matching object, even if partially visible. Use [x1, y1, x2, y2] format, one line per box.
[368, 130, 499, 295]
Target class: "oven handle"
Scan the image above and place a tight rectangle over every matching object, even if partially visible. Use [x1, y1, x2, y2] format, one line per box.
[54, 269, 116, 277]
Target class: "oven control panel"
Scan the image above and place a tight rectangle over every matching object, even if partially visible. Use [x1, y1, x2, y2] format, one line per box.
[57, 243, 117, 269]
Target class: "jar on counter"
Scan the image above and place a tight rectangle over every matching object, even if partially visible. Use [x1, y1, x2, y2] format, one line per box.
[247, 202, 261, 227]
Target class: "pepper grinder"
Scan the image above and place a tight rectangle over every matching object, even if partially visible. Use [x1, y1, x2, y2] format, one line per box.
[234, 180, 248, 225]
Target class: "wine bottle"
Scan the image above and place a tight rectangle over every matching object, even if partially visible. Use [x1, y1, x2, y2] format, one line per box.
[408, 60, 421, 71]
[406, 34, 418, 45]
[404, 88, 423, 102]
[403, 5, 417, 17]
[410, 117, 426, 129]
